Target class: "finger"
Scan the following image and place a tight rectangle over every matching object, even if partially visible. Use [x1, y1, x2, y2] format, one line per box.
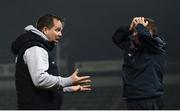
[79, 79, 91, 84]
[132, 18, 136, 23]
[145, 21, 148, 26]
[79, 76, 91, 80]
[138, 17, 142, 22]
[134, 19, 138, 26]
[130, 18, 136, 30]
[81, 88, 91, 91]
[142, 17, 145, 22]
[133, 17, 138, 21]
[134, 17, 140, 23]
[134, 17, 138, 22]
[139, 17, 143, 23]
[80, 86, 91, 91]
[81, 85, 91, 88]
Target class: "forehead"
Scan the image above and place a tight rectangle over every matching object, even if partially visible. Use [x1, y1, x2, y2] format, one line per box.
[52, 19, 63, 29]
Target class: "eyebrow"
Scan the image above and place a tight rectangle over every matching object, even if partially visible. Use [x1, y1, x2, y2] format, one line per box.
[54, 24, 63, 30]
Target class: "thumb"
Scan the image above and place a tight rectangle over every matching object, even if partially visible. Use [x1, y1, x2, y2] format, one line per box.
[72, 68, 79, 76]
[144, 21, 148, 26]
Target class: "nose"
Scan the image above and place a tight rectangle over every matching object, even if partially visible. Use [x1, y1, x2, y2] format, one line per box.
[58, 31, 62, 37]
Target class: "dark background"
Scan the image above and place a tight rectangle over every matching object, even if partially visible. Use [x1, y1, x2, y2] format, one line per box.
[0, 0, 179, 109]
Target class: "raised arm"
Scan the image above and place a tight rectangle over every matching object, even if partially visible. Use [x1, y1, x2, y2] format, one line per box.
[133, 17, 166, 54]
[112, 26, 132, 50]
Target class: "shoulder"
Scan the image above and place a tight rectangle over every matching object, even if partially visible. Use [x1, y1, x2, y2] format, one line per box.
[23, 46, 49, 63]
[25, 46, 48, 56]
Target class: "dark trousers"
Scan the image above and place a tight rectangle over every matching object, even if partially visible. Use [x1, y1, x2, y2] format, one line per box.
[126, 96, 163, 110]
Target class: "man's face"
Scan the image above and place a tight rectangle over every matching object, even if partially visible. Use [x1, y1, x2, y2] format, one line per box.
[43, 19, 63, 43]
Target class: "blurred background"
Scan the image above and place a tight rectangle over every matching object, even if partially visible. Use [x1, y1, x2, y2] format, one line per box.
[0, 0, 179, 109]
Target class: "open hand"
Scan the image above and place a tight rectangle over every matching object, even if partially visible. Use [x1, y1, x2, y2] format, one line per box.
[70, 69, 91, 85]
[71, 84, 91, 92]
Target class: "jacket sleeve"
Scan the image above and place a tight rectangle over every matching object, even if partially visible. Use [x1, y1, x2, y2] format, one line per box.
[136, 24, 166, 54]
[112, 26, 133, 50]
[23, 46, 73, 90]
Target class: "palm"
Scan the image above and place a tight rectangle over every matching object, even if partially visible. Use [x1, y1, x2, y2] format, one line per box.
[71, 69, 91, 85]
[72, 85, 91, 92]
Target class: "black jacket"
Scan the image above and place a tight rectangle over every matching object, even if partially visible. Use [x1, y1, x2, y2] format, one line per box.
[11, 31, 63, 109]
[112, 24, 166, 100]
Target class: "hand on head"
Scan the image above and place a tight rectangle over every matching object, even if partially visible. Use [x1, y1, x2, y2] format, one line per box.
[129, 17, 148, 30]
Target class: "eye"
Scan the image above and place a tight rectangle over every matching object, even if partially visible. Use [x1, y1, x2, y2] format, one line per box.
[55, 29, 60, 31]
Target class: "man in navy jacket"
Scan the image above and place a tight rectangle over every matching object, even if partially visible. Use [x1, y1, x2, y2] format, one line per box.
[11, 14, 91, 109]
[112, 17, 166, 110]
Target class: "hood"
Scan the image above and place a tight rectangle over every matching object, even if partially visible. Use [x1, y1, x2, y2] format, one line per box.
[11, 25, 54, 55]
[24, 25, 49, 41]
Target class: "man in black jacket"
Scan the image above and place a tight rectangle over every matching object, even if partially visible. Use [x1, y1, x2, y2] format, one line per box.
[11, 14, 91, 109]
[112, 17, 166, 110]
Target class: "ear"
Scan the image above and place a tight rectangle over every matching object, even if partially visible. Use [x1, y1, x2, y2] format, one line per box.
[42, 27, 49, 35]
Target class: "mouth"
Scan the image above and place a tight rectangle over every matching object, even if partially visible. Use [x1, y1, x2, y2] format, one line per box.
[55, 38, 60, 43]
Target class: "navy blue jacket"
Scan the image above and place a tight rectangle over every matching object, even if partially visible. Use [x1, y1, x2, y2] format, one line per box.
[11, 32, 63, 109]
[112, 24, 166, 100]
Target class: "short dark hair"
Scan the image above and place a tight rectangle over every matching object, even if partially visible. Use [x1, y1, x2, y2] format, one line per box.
[36, 14, 64, 31]
[145, 18, 158, 36]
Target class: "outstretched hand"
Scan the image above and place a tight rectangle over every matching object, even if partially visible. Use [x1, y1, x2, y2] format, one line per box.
[70, 69, 91, 85]
[71, 84, 91, 92]
[70, 69, 91, 92]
